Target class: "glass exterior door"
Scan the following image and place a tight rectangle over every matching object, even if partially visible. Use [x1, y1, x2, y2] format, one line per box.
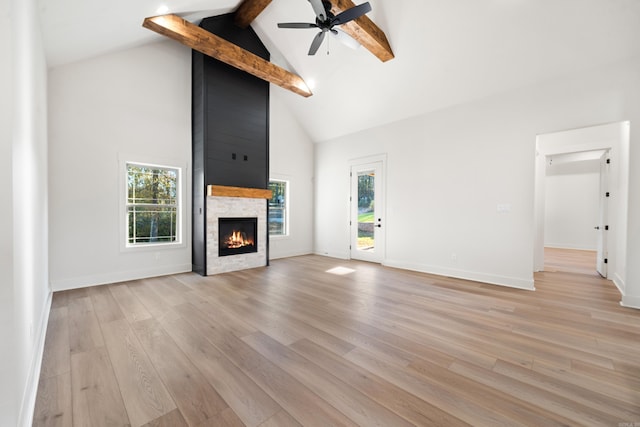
[351, 161, 384, 263]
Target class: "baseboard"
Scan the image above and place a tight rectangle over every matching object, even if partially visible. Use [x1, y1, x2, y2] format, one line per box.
[612, 272, 626, 296]
[269, 249, 313, 260]
[544, 244, 597, 251]
[383, 259, 536, 291]
[313, 250, 350, 260]
[50, 264, 193, 291]
[18, 290, 52, 427]
[621, 295, 640, 310]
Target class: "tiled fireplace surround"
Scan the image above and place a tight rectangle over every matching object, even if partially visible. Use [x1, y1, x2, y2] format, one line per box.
[206, 185, 271, 275]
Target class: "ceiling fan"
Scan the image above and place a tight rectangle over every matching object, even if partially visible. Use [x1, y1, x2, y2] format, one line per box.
[277, 0, 372, 55]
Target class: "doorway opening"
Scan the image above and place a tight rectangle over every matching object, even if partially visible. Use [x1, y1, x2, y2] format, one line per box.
[542, 149, 608, 277]
[533, 121, 629, 291]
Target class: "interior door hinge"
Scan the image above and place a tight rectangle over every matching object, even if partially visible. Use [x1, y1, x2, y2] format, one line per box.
[605, 225, 609, 231]
[604, 258, 608, 264]
[606, 158, 611, 164]
[606, 192, 610, 197]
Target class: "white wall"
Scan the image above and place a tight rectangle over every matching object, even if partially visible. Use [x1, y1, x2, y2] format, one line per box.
[544, 161, 600, 250]
[1, 0, 51, 424]
[315, 56, 640, 294]
[0, 0, 15, 423]
[48, 41, 315, 287]
[269, 89, 315, 259]
[48, 41, 193, 290]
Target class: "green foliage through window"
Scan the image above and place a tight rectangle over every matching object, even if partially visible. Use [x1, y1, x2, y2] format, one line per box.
[268, 180, 287, 236]
[127, 164, 179, 245]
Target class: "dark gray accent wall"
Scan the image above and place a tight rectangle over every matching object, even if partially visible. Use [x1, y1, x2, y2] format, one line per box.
[192, 14, 270, 275]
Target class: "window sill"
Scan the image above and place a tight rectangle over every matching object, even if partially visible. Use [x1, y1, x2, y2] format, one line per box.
[269, 234, 290, 240]
[122, 240, 186, 253]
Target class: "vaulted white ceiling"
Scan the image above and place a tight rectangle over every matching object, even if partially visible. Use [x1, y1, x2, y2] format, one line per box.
[38, 0, 640, 141]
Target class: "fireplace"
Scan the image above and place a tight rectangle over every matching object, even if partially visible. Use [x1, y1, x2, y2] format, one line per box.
[218, 217, 258, 257]
[206, 186, 270, 275]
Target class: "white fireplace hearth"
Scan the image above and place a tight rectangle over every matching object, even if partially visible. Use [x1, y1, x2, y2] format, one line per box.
[206, 185, 271, 275]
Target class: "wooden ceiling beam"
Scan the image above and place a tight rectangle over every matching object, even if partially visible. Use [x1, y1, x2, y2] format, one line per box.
[143, 14, 312, 97]
[234, 0, 273, 28]
[331, 0, 394, 62]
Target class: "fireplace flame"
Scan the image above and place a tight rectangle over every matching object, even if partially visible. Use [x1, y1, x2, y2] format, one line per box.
[225, 230, 254, 249]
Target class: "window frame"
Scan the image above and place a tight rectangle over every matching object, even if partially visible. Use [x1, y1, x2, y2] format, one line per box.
[120, 158, 186, 251]
[268, 179, 289, 238]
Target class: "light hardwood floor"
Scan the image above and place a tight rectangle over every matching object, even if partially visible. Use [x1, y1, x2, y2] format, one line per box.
[544, 247, 599, 276]
[34, 254, 640, 426]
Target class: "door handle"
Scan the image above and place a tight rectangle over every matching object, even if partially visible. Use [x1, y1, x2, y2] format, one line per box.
[375, 224, 382, 228]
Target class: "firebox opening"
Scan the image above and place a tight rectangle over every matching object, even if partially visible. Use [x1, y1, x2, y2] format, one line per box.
[219, 217, 258, 257]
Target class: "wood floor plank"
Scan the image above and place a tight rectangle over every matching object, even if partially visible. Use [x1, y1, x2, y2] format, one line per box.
[492, 359, 640, 420]
[101, 318, 176, 427]
[70, 347, 130, 426]
[243, 331, 415, 427]
[449, 359, 619, 426]
[67, 296, 104, 354]
[33, 373, 72, 427]
[290, 338, 467, 426]
[132, 317, 229, 426]
[345, 346, 527, 426]
[532, 358, 640, 406]
[89, 284, 125, 323]
[407, 357, 574, 426]
[176, 303, 358, 427]
[127, 278, 182, 323]
[544, 247, 599, 276]
[142, 408, 188, 427]
[199, 407, 246, 427]
[151, 275, 200, 307]
[257, 410, 301, 427]
[51, 291, 69, 309]
[188, 299, 257, 338]
[162, 316, 281, 427]
[36, 252, 640, 426]
[39, 307, 70, 379]
[110, 282, 152, 323]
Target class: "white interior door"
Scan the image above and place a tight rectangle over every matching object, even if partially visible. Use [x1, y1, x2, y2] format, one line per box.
[596, 150, 610, 277]
[350, 161, 384, 263]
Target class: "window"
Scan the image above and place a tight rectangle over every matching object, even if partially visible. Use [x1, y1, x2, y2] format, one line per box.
[126, 163, 180, 246]
[268, 180, 288, 236]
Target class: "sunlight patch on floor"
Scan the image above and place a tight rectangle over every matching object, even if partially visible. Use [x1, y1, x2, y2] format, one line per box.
[326, 266, 356, 275]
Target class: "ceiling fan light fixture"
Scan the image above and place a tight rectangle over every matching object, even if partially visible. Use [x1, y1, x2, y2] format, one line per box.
[278, 0, 372, 56]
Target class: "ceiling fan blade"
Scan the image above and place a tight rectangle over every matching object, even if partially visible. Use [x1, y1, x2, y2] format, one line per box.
[308, 0, 328, 21]
[308, 31, 326, 55]
[332, 2, 372, 26]
[332, 28, 361, 50]
[278, 22, 318, 29]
